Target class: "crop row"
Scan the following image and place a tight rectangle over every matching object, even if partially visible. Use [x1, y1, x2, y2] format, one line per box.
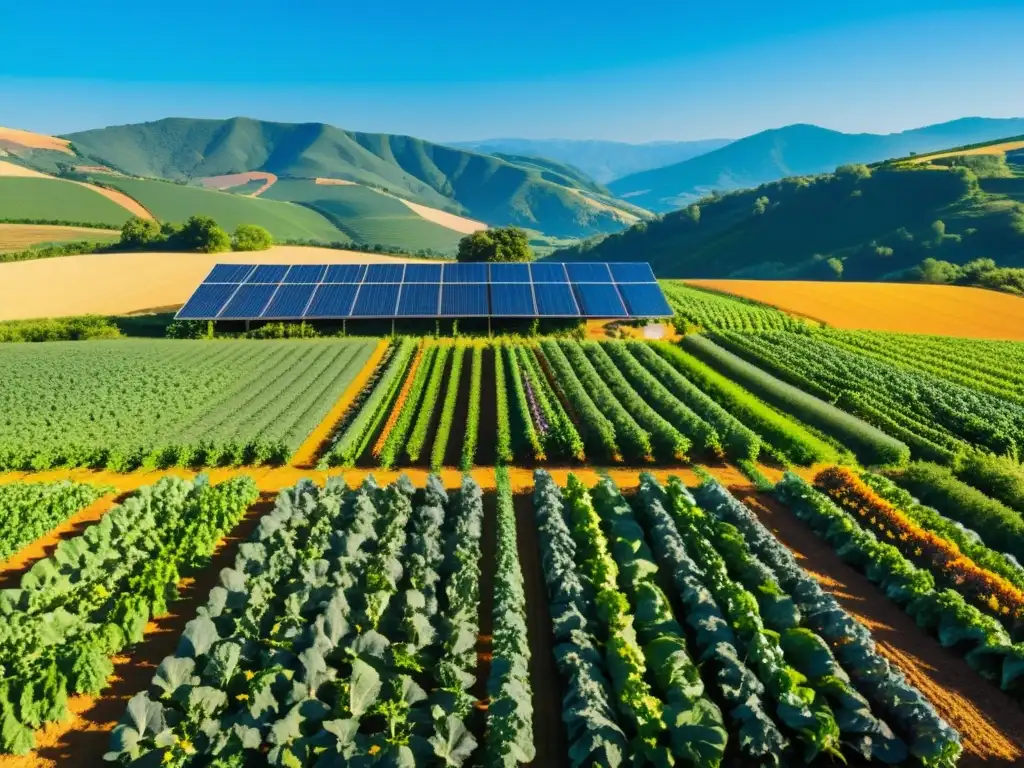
[0, 480, 112, 563]
[662, 281, 807, 332]
[0, 339, 377, 472]
[0, 475, 258, 754]
[531, 470, 958, 766]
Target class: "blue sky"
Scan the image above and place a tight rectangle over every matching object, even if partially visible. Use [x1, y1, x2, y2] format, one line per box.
[2, 0, 1022, 142]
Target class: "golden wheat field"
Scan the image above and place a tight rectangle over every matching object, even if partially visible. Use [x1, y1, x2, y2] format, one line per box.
[687, 279, 1024, 340]
[0, 224, 119, 253]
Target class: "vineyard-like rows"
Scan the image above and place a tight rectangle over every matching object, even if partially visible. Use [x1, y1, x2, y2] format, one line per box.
[0, 340, 377, 471]
[661, 281, 807, 332]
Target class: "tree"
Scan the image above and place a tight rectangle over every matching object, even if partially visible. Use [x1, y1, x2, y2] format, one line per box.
[931, 220, 947, 243]
[232, 224, 273, 252]
[456, 227, 533, 262]
[916, 257, 960, 284]
[874, 245, 894, 258]
[826, 257, 844, 280]
[836, 164, 872, 181]
[752, 196, 769, 215]
[119, 217, 163, 248]
[174, 215, 230, 254]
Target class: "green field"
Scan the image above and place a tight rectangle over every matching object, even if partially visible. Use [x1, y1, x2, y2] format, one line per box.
[263, 180, 464, 254]
[95, 176, 350, 242]
[0, 178, 133, 227]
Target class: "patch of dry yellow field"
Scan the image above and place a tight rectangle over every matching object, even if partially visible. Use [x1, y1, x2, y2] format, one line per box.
[0, 245, 431, 321]
[688, 279, 1024, 340]
[0, 159, 51, 178]
[199, 171, 278, 196]
[0, 126, 72, 154]
[0, 224, 119, 253]
[397, 198, 487, 234]
[908, 140, 1024, 164]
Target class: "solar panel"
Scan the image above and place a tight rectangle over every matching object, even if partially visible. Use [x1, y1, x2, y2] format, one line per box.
[443, 263, 488, 283]
[609, 262, 656, 283]
[305, 284, 358, 318]
[397, 283, 441, 316]
[177, 261, 671, 321]
[441, 284, 488, 315]
[490, 283, 536, 316]
[364, 264, 405, 283]
[534, 283, 579, 316]
[219, 284, 277, 318]
[262, 284, 317, 319]
[617, 283, 673, 316]
[177, 283, 237, 318]
[247, 264, 289, 284]
[283, 264, 326, 284]
[573, 283, 627, 317]
[565, 263, 613, 283]
[352, 283, 401, 316]
[205, 264, 255, 283]
[323, 264, 366, 284]
[489, 263, 531, 283]
[404, 264, 443, 283]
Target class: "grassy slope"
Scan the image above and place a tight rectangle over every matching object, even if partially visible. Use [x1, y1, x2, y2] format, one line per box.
[262, 180, 463, 254]
[63, 117, 648, 238]
[555, 160, 1024, 279]
[610, 118, 1024, 212]
[0, 178, 134, 227]
[95, 176, 349, 241]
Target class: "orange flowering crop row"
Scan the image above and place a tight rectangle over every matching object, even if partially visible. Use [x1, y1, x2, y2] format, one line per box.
[372, 341, 425, 457]
[814, 466, 1024, 620]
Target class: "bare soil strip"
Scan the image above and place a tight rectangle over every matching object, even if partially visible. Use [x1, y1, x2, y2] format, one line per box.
[0, 127, 72, 154]
[396, 199, 487, 234]
[199, 172, 278, 196]
[0, 160, 51, 178]
[290, 339, 390, 468]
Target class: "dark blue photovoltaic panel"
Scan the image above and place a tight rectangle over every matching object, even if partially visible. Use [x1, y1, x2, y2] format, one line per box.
[443, 263, 488, 283]
[609, 262, 656, 283]
[397, 283, 441, 316]
[573, 283, 627, 317]
[489, 283, 535, 315]
[247, 264, 289, 284]
[261, 285, 316, 318]
[616, 283, 672, 316]
[364, 264, 405, 283]
[205, 264, 255, 283]
[323, 264, 366, 284]
[219, 285, 277, 318]
[489, 263, 531, 283]
[441, 284, 488, 315]
[283, 264, 326, 284]
[565, 263, 612, 283]
[177, 284, 237, 318]
[352, 283, 401, 316]
[404, 264, 442, 283]
[305, 284, 358, 318]
[529, 263, 568, 283]
[534, 283, 578, 316]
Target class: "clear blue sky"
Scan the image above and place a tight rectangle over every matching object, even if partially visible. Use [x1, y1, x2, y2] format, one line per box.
[2, 0, 1022, 142]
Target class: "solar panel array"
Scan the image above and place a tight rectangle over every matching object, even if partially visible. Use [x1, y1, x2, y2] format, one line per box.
[175, 262, 673, 321]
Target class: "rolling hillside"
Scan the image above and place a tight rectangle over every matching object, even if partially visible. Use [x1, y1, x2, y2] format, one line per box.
[0, 177, 135, 227]
[60, 117, 650, 238]
[610, 117, 1024, 211]
[555, 144, 1024, 280]
[453, 137, 733, 182]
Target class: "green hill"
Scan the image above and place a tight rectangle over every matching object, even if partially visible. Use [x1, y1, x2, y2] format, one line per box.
[61, 117, 649, 238]
[94, 176, 349, 242]
[0, 177, 134, 227]
[554, 148, 1024, 280]
[261, 180, 464, 253]
[610, 118, 1024, 212]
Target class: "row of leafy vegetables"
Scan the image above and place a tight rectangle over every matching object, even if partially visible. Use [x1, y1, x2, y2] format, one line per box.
[532, 469, 961, 767]
[104, 473, 534, 767]
[0, 475, 258, 755]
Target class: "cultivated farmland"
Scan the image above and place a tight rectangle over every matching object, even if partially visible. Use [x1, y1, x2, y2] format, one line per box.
[0, 178, 134, 228]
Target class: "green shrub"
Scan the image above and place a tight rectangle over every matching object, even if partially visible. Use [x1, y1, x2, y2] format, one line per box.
[172, 215, 230, 253]
[232, 223, 273, 252]
[651, 341, 836, 466]
[683, 335, 909, 466]
[893, 461, 1024, 562]
[0, 315, 123, 343]
[119, 217, 162, 248]
[955, 452, 1024, 514]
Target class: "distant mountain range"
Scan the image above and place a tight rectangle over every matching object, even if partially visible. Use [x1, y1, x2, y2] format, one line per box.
[59, 117, 649, 239]
[608, 117, 1024, 211]
[451, 137, 733, 184]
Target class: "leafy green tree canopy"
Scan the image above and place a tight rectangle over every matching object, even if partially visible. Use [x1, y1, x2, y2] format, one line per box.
[175, 215, 231, 254]
[119, 217, 162, 248]
[232, 224, 273, 252]
[456, 227, 533, 262]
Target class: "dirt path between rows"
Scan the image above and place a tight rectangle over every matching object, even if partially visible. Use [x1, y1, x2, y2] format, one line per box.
[733, 489, 1024, 767]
